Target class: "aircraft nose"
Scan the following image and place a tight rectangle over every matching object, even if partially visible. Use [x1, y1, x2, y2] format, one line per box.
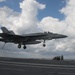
[53, 34, 68, 39]
[59, 34, 68, 38]
[63, 35, 67, 38]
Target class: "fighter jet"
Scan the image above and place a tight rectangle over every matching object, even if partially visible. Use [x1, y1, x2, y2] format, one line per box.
[0, 27, 67, 49]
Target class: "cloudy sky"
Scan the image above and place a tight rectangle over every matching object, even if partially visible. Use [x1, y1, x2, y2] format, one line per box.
[0, 0, 75, 59]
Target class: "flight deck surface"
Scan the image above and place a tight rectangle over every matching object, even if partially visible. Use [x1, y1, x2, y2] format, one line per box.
[0, 57, 75, 75]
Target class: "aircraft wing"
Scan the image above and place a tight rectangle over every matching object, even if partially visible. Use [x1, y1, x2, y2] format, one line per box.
[0, 38, 41, 45]
[24, 40, 41, 45]
[0, 38, 13, 43]
[0, 32, 46, 42]
[0, 32, 45, 44]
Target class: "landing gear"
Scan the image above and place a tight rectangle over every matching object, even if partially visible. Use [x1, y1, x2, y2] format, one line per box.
[23, 45, 26, 49]
[43, 40, 46, 47]
[43, 43, 46, 47]
[18, 44, 21, 48]
[18, 44, 27, 49]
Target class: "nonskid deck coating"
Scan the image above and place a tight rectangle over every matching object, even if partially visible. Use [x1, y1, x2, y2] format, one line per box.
[0, 57, 75, 75]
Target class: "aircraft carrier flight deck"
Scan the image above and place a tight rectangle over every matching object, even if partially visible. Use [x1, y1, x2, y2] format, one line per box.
[0, 57, 75, 75]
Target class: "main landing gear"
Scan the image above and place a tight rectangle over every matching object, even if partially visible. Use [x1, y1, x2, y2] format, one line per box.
[18, 44, 21, 48]
[18, 44, 26, 49]
[23, 45, 26, 49]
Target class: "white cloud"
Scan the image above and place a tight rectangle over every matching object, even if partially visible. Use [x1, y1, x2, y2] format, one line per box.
[8, 0, 46, 34]
[0, 0, 75, 59]
[39, 0, 75, 37]
[0, 6, 13, 27]
[60, 0, 75, 36]
[39, 17, 67, 34]
[0, 0, 6, 2]
[38, 0, 75, 58]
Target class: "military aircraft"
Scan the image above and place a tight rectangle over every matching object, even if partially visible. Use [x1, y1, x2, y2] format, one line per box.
[0, 27, 67, 49]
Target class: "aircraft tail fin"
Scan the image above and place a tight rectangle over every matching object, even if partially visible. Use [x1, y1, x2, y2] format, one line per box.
[1, 27, 9, 33]
[9, 30, 15, 35]
[1, 27, 15, 35]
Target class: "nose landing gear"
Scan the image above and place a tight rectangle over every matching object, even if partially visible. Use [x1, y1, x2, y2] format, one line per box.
[43, 43, 46, 47]
[43, 40, 46, 47]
